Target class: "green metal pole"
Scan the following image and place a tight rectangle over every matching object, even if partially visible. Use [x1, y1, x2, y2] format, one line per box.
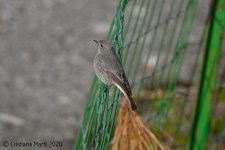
[188, 0, 225, 149]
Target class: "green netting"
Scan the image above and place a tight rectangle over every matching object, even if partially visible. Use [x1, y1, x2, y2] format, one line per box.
[74, 0, 225, 149]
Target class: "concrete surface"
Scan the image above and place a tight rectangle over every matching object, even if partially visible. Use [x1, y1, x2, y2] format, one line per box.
[0, 0, 223, 149]
[0, 0, 116, 149]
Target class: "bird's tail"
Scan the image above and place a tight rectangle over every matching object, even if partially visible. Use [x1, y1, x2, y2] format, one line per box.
[113, 82, 137, 111]
[127, 95, 137, 110]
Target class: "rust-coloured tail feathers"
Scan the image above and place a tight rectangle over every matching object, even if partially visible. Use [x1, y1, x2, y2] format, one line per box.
[112, 81, 137, 111]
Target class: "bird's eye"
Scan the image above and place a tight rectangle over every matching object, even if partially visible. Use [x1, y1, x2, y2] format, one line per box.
[100, 45, 103, 47]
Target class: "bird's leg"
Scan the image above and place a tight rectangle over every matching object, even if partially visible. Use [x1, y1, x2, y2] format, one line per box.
[103, 85, 109, 93]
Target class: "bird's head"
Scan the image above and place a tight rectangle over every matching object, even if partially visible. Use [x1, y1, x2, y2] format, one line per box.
[93, 40, 113, 53]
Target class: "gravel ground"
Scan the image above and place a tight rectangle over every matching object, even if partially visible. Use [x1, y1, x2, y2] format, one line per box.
[1, 0, 224, 149]
[0, 0, 116, 149]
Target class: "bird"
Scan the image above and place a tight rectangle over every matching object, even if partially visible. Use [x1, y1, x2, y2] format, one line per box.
[93, 40, 137, 111]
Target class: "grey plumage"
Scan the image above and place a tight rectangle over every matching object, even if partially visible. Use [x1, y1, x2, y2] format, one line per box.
[93, 40, 137, 110]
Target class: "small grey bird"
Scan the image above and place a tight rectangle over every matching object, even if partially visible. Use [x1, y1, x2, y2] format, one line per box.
[93, 40, 137, 110]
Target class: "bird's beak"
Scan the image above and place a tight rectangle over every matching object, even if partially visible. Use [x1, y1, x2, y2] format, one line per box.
[93, 40, 99, 45]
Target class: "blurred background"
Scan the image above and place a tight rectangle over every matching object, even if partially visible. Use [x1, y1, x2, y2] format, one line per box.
[0, 0, 116, 149]
[0, 0, 224, 149]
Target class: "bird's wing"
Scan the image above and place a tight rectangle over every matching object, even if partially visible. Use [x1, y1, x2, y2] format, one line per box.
[99, 51, 132, 95]
[112, 70, 132, 95]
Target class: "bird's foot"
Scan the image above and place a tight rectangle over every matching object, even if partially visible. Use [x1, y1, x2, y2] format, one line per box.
[103, 85, 109, 93]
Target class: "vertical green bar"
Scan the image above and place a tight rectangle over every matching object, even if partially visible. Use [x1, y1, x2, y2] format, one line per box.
[188, 0, 225, 150]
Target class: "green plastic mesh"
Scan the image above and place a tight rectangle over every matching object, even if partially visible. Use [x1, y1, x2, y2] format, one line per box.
[74, 0, 225, 149]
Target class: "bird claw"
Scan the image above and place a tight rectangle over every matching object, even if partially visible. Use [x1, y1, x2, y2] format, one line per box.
[103, 85, 109, 93]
